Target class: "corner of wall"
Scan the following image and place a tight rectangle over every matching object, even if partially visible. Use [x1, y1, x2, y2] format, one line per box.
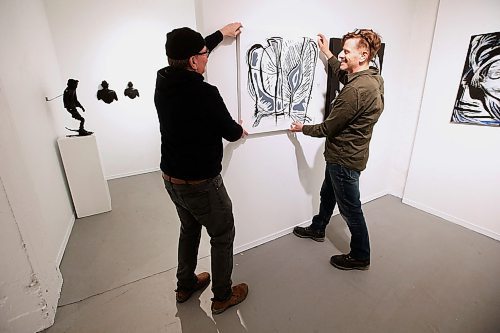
[56, 213, 76, 266]
[398, 0, 441, 199]
[0, 268, 63, 333]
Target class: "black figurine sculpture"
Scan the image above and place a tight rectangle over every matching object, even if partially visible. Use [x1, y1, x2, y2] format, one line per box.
[97, 80, 118, 104]
[63, 79, 92, 136]
[124, 81, 140, 99]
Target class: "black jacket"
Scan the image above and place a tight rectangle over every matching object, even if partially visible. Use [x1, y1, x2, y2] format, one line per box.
[154, 31, 243, 180]
[63, 88, 82, 110]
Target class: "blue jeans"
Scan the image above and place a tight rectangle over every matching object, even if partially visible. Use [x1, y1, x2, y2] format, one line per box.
[310, 163, 370, 260]
[164, 174, 234, 301]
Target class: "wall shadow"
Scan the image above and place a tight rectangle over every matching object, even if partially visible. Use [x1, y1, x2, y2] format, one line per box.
[286, 131, 323, 215]
[222, 128, 292, 174]
[221, 137, 246, 176]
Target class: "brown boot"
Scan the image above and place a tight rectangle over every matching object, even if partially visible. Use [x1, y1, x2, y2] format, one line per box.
[176, 272, 211, 303]
[211, 283, 248, 315]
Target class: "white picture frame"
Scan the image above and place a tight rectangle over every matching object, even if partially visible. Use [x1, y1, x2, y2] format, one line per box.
[238, 29, 325, 134]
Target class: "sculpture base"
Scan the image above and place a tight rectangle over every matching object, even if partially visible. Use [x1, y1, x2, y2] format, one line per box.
[57, 134, 111, 218]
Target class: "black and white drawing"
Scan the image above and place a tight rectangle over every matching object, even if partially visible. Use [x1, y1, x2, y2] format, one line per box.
[324, 38, 385, 118]
[451, 32, 500, 127]
[240, 31, 322, 134]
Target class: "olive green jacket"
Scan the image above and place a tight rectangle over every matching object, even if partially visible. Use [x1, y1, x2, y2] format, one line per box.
[303, 56, 384, 171]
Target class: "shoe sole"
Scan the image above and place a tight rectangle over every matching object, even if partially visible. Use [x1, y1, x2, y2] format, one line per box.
[212, 289, 248, 315]
[330, 262, 370, 271]
[292, 230, 325, 242]
[176, 279, 211, 303]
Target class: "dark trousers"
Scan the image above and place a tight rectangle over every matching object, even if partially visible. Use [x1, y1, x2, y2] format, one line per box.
[310, 163, 370, 260]
[67, 108, 85, 129]
[164, 174, 234, 301]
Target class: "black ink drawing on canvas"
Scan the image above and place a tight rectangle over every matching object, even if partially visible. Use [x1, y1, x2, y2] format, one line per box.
[245, 36, 318, 132]
[324, 38, 385, 118]
[451, 32, 500, 127]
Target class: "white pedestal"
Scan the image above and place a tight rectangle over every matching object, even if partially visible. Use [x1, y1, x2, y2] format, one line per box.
[57, 134, 111, 218]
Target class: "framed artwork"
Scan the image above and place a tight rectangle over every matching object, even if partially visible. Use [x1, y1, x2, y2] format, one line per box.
[238, 30, 324, 134]
[451, 31, 500, 127]
[324, 38, 385, 118]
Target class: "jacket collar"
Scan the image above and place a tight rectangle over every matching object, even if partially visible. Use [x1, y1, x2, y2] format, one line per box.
[346, 67, 380, 83]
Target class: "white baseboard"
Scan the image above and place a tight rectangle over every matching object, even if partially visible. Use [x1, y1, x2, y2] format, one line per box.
[57, 213, 76, 267]
[402, 198, 500, 241]
[106, 167, 160, 180]
[362, 190, 390, 203]
[234, 220, 312, 255]
[386, 190, 403, 199]
[234, 191, 389, 255]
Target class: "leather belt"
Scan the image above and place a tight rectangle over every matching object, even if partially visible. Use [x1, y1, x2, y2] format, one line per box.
[162, 172, 208, 185]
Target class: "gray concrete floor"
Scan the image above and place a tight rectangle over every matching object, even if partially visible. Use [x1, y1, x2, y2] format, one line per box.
[44, 171, 500, 332]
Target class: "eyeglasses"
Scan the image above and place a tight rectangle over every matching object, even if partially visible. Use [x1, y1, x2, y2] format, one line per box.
[351, 29, 374, 50]
[196, 50, 210, 58]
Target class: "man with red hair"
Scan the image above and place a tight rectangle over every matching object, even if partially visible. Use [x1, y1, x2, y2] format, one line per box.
[291, 29, 384, 271]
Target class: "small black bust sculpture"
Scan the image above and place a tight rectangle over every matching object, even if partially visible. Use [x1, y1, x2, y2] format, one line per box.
[124, 81, 140, 99]
[97, 80, 118, 104]
[63, 79, 92, 136]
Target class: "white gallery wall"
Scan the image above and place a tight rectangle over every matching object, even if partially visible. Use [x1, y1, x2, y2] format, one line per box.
[0, 0, 74, 267]
[403, 0, 500, 240]
[196, 0, 439, 251]
[0, 0, 72, 331]
[1, 0, 198, 331]
[43, 0, 197, 179]
[39, 0, 441, 254]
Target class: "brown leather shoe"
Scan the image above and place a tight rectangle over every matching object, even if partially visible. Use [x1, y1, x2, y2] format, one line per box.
[176, 272, 211, 303]
[211, 283, 248, 315]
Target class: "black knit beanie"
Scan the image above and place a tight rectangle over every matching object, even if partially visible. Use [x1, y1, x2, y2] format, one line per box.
[165, 27, 205, 60]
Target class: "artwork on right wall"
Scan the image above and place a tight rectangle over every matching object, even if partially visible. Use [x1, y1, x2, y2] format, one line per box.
[324, 37, 385, 119]
[451, 31, 500, 127]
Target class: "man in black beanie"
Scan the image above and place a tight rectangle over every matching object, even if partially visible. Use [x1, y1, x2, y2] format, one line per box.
[154, 22, 248, 315]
